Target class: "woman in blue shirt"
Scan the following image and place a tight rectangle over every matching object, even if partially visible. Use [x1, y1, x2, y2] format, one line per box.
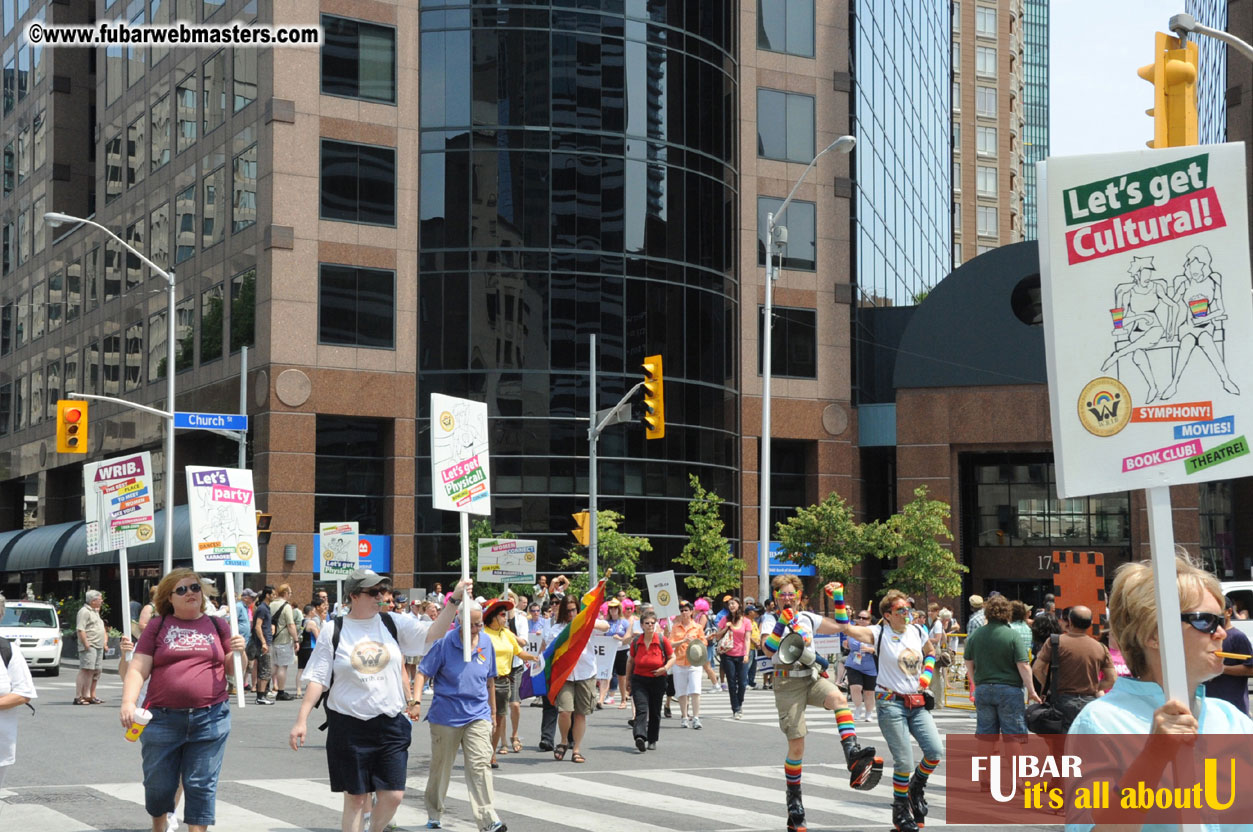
[842, 609, 879, 721]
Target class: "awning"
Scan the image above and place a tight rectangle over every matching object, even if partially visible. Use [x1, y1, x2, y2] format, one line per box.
[0, 505, 191, 572]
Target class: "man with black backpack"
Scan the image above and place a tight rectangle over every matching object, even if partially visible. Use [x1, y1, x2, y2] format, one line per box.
[625, 608, 675, 751]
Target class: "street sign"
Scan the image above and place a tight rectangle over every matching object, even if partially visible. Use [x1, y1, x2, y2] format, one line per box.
[762, 541, 817, 577]
[174, 411, 248, 431]
[476, 538, 537, 584]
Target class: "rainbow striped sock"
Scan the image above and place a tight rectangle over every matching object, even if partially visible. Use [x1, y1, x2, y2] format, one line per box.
[914, 757, 939, 786]
[893, 770, 910, 799]
[835, 707, 857, 742]
[826, 582, 849, 623]
[918, 655, 936, 690]
[785, 757, 802, 787]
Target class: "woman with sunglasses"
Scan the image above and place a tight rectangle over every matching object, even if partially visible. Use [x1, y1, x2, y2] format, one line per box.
[669, 600, 706, 729]
[120, 569, 247, 832]
[842, 610, 878, 721]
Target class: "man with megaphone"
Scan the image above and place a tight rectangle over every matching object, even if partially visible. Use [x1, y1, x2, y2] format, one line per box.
[761, 575, 883, 832]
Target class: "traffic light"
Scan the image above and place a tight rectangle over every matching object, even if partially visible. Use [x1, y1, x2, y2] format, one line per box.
[56, 399, 89, 453]
[256, 510, 273, 545]
[642, 354, 665, 439]
[571, 511, 590, 547]
[1137, 31, 1198, 148]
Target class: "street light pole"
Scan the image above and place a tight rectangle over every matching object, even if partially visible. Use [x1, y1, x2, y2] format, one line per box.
[1170, 13, 1253, 62]
[758, 135, 856, 597]
[45, 212, 177, 574]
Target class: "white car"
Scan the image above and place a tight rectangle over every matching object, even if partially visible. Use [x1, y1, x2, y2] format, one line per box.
[0, 600, 62, 675]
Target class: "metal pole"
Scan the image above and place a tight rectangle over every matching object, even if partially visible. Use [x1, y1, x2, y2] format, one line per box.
[460, 511, 471, 661]
[759, 213, 775, 598]
[588, 334, 599, 586]
[164, 271, 176, 575]
[237, 346, 247, 469]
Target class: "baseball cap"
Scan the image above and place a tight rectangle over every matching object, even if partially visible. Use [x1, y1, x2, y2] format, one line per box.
[240, 588, 257, 598]
[344, 569, 389, 596]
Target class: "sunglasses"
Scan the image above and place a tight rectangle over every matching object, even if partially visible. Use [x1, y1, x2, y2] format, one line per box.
[173, 583, 202, 596]
[361, 587, 387, 598]
[1181, 612, 1225, 634]
[891, 606, 913, 615]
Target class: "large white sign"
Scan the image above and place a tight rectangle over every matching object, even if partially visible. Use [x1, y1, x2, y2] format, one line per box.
[186, 466, 260, 573]
[646, 570, 680, 619]
[476, 538, 537, 584]
[319, 521, 359, 581]
[590, 634, 617, 680]
[83, 452, 156, 554]
[430, 393, 492, 514]
[1039, 144, 1253, 497]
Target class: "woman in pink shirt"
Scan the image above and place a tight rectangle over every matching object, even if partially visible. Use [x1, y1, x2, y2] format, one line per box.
[716, 597, 752, 718]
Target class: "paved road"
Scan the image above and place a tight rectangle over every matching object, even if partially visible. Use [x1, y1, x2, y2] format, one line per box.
[2, 675, 1062, 831]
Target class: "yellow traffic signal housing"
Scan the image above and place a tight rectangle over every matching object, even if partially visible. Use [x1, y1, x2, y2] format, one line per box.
[56, 399, 89, 453]
[642, 354, 665, 439]
[1137, 32, 1198, 148]
[256, 511, 273, 545]
[571, 511, 590, 547]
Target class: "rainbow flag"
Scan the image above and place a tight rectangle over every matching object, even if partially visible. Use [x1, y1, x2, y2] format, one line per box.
[542, 577, 608, 704]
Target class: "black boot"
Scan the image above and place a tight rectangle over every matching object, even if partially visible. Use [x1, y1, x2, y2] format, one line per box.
[786, 785, 806, 832]
[841, 738, 884, 791]
[908, 776, 929, 828]
[892, 797, 919, 832]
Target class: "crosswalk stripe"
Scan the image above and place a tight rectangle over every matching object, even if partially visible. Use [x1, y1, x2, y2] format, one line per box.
[94, 781, 306, 830]
[246, 776, 476, 832]
[0, 801, 97, 830]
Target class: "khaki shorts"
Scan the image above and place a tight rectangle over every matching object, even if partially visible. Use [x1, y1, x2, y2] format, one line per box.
[272, 642, 296, 667]
[79, 645, 104, 671]
[554, 676, 597, 716]
[774, 670, 839, 739]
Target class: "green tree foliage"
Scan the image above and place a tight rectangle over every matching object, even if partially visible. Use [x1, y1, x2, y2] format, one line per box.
[560, 509, 648, 599]
[870, 486, 967, 607]
[674, 474, 742, 597]
[774, 491, 865, 586]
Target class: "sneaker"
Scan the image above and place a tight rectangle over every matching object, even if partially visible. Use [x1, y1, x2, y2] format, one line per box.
[425, 821, 442, 830]
[853, 707, 865, 721]
[166, 813, 181, 832]
[733, 711, 742, 720]
[266, 690, 277, 702]
[484, 822, 508, 832]
[636, 736, 646, 753]
[681, 717, 691, 728]
[647, 742, 656, 750]
[605, 696, 614, 705]
[692, 717, 702, 730]
[275, 691, 295, 701]
[892, 798, 919, 832]
[255, 697, 273, 705]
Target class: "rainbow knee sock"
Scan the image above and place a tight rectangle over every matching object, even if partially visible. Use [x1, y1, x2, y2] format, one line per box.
[914, 757, 939, 786]
[918, 655, 936, 690]
[826, 582, 849, 623]
[835, 707, 857, 743]
[893, 770, 911, 800]
[785, 757, 802, 788]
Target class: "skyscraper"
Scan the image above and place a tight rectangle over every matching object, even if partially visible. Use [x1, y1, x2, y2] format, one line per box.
[1021, 0, 1049, 239]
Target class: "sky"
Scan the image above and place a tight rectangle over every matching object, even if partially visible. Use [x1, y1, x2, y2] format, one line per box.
[1050, 0, 1192, 157]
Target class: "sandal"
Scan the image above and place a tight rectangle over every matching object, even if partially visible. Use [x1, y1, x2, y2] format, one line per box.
[571, 752, 586, 764]
[88, 697, 105, 704]
[511, 737, 523, 753]
[73, 697, 90, 705]
[553, 743, 568, 761]
[491, 759, 499, 769]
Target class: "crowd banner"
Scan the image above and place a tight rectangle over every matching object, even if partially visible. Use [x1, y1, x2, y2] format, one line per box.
[591, 634, 617, 680]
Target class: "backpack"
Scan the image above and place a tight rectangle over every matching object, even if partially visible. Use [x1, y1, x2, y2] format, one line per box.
[269, 602, 289, 638]
[630, 633, 671, 664]
[315, 612, 400, 730]
[0, 637, 36, 713]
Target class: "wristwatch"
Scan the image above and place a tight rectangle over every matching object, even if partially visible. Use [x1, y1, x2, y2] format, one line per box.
[407, 699, 422, 707]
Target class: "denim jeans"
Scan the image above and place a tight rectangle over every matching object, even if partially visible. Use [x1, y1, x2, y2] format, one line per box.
[720, 654, 749, 712]
[876, 697, 943, 775]
[140, 700, 231, 826]
[746, 649, 758, 686]
[974, 683, 1028, 736]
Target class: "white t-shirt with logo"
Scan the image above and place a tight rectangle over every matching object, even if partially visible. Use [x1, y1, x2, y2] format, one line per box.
[867, 623, 929, 694]
[304, 612, 434, 720]
[770, 611, 823, 668]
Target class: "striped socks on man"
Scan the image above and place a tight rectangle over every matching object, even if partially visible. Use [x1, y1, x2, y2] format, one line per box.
[893, 770, 910, 800]
[834, 707, 857, 742]
[785, 757, 803, 787]
[914, 756, 939, 785]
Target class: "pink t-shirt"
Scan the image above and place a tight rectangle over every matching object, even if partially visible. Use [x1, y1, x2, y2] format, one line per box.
[719, 618, 751, 657]
[136, 614, 230, 709]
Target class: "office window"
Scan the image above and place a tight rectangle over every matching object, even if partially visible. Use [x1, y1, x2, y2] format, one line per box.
[3, 140, 12, 195]
[84, 342, 100, 396]
[17, 124, 27, 183]
[106, 44, 124, 105]
[318, 264, 396, 348]
[127, 117, 145, 187]
[150, 202, 169, 269]
[952, 43, 960, 72]
[45, 360, 60, 420]
[320, 139, 396, 226]
[232, 144, 256, 232]
[30, 281, 43, 341]
[150, 0, 169, 65]
[175, 296, 194, 371]
[0, 383, 9, 436]
[29, 367, 41, 427]
[976, 6, 996, 37]
[757, 0, 814, 57]
[757, 197, 816, 271]
[757, 306, 817, 378]
[104, 241, 121, 301]
[978, 244, 995, 255]
[757, 89, 815, 163]
[976, 46, 996, 76]
[315, 417, 387, 534]
[200, 283, 223, 363]
[953, 203, 962, 232]
[953, 1, 960, 30]
[202, 52, 225, 135]
[976, 85, 996, 117]
[176, 73, 197, 154]
[66, 258, 82, 322]
[953, 121, 960, 150]
[86, 247, 99, 311]
[15, 289, 25, 347]
[149, 309, 166, 382]
[202, 166, 224, 249]
[234, 46, 256, 111]
[16, 209, 26, 265]
[972, 460, 1129, 547]
[30, 8, 43, 87]
[0, 304, 9, 355]
[321, 15, 397, 103]
[977, 165, 997, 195]
[954, 243, 962, 266]
[32, 109, 44, 171]
[230, 268, 255, 352]
[1, 223, 8, 275]
[105, 134, 123, 203]
[64, 352, 78, 405]
[2, 47, 12, 116]
[14, 376, 24, 431]
[16, 40, 27, 101]
[127, 0, 145, 86]
[151, 94, 171, 171]
[175, 184, 195, 263]
[32, 196, 44, 255]
[952, 80, 960, 112]
[953, 161, 961, 189]
[977, 125, 997, 156]
[103, 332, 121, 395]
[977, 205, 998, 236]
[47, 270, 62, 331]
[126, 218, 145, 290]
[124, 321, 143, 392]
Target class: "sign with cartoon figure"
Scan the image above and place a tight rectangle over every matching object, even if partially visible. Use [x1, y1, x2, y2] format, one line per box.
[318, 521, 359, 581]
[430, 393, 492, 515]
[1039, 144, 1253, 497]
[83, 452, 156, 554]
[185, 466, 261, 573]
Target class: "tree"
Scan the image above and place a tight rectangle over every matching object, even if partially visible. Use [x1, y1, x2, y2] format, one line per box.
[674, 474, 742, 597]
[559, 509, 649, 599]
[774, 490, 866, 586]
[450, 518, 514, 594]
[870, 486, 967, 608]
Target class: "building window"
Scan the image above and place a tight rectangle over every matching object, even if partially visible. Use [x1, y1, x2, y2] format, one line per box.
[32, 196, 44, 256]
[176, 73, 197, 154]
[977, 205, 998, 236]
[175, 184, 195, 263]
[977, 165, 997, 195]
[953, 1, 960, 31]
[84, 341, 100, 395]
[17, 124, 27, 183]
[230, 268, 255, 352]
[32, 109, 44, 171]
[318, 264, 396, 349]
[757, 306, 817, 378]
[202, 166, 224, 249]
[953, 121, 960, 150]
[127, 116, 145, 187]
[976, 85, 996, 117]
[150, 202, 170, 270]
[757, 89, 815, 163]
[202, 52, 226, 135]
[125, 218, 145, 291]
[976, 6, 996, 37]
[977, 125, 997, 156]
[105, 134, 123, 203]
[66, 259, 82, 323]
[175, 296, 194, 372]
[952, 80, 960, 112]
[953, 203, 962, 231]
[232, 143, 257, 232]
[200, 284, 224, 363]
[953, 161, 961, 190]
[757, 197, 816, 271]
[321, 15, 397, 103]
[971, 459, 1129, 547]
[0, 382, 9, 436]
[976, 46, 996, 76]
[151, 94, 171, 171]
[978, 244, 995, 255]
[103, 332, 121, 396]
[234, 47, 257, 111]
[103, 241, 121, 301]
[953, 243, 962, 266]
[3, 140, 12, 195]
[315, 417, 388, 534]
[952, 42, 960, 72]
[320, 139, 396, 226]
[124, 320, 143, 392]
[149, 309, 167, 382]
[757, 0, 814, 58]
[1198, 481, 1235, 577]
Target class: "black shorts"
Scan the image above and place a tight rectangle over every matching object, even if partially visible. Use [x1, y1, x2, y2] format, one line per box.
[613, 650, 629, 677]
[325, 709, 411, 794]
[297, 647, 313, 669]
[846, 667, 877, 688]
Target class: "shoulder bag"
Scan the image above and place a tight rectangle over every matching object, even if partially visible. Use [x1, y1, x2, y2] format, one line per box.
[1025, 634, 1066, 734]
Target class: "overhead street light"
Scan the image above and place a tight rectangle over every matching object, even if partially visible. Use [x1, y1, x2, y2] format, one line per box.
[759, 135, 856, 596]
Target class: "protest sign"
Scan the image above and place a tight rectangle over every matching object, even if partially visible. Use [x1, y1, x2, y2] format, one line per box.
[477, 538, 538, 584]
[318, 522, 359, 582]
[647, 570, 680, 618]
[84, 452, 155, 554]
[430, 393, 491, 514]
[591, 634, 617, 680]
[185, 466, 261, 573]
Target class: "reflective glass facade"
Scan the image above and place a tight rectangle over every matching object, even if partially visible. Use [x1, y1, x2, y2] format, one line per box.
[1188, 0, 1227, 145]
[1022, 0, 1049, 240]
[850, 0, 951, 306]
[417, 1, 739, 576]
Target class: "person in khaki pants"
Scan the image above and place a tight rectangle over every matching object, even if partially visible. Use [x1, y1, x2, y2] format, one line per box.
[414, 604, 506, 832]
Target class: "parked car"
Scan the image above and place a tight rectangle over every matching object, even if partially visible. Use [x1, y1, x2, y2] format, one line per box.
[0, 600, 61, 675]
[1220, 581, 1253, 643]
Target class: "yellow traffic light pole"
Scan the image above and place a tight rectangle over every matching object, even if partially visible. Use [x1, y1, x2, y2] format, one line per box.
[1137, 31, 1198, 148]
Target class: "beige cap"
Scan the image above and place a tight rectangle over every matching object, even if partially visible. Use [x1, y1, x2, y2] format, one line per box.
[969, 594, 984, 609]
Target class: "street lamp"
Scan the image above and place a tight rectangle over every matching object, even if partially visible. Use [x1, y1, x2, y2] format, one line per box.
[759, 135, 856, 595]
[1170, 13, 1253, 62]
[45, 211, 177, 575]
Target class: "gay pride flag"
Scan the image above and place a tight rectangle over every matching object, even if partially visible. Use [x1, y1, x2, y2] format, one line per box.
[541, 576, 608, 704]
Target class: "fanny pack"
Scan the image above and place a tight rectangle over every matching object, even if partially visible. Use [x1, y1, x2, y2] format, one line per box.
[877, 689, 935, 711]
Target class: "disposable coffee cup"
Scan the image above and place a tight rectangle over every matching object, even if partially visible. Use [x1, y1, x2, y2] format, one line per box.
[125, 707, 152, 742]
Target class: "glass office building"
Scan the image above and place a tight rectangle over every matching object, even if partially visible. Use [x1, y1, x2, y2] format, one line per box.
[1022, 0, 1049, 239]
[416, 1, 740, 576]
[1188, 0, 1227, 145]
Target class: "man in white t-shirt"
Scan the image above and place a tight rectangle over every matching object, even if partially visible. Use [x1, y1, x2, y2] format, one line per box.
[0, 593, 37, 789]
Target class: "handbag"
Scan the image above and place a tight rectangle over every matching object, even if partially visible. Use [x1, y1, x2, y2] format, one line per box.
[1026, 634, 1066, 733]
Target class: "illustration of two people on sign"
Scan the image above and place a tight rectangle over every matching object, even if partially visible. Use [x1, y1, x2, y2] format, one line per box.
[1101, 246, 1239, 403]
[435, 402, 484, 462]
[198, 493, 246, 543]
